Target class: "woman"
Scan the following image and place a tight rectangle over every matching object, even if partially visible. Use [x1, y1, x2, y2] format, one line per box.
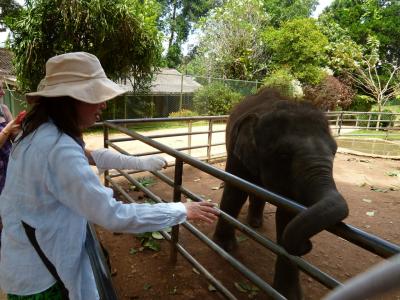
[0, 52, 218, 300]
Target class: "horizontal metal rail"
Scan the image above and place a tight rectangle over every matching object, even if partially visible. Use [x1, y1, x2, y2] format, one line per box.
[119, 169, 342, 289]
[101, 116, 400, 299]
[107, 173, 285, 299]
[104, 121, 400, 258]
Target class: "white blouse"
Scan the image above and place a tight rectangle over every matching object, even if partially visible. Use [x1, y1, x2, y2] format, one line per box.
[0, 122, 186, 299]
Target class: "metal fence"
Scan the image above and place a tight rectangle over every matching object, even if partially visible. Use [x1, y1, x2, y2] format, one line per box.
[327, 111, 400, 139]
[98, 116, 400, 300]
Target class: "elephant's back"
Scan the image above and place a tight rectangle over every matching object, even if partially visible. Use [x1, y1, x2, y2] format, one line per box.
[226, 88, 284, 145]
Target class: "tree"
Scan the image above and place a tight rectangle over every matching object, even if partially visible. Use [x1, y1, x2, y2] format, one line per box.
[262, 0, 318, 27]
[5, 0, 163, 92]
[158, 0, 218, 68]
[264, 18, 328, 85]
[304, 75, 354, 111]
[0, 0, 21, 31]
[345, 36, 400, 113]
[187, 0, 270, 80]
[318, 14, 363, 77]
[323, 0, 400, 65]
[193, 82, 242, 115]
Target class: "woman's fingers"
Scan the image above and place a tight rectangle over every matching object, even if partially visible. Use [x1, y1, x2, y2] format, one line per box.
[184, 201, 219, 223]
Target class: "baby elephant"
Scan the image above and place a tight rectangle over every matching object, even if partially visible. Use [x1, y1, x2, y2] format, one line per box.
[213, 88, 349, 299]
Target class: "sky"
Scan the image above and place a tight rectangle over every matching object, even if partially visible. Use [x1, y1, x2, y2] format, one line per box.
[1, 0, 335, 49]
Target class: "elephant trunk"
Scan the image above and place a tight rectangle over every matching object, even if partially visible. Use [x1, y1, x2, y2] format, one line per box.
[281, 161, 349, 256]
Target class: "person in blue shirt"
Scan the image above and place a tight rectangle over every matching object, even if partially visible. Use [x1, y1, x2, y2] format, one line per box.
[0, 52, 218, 300]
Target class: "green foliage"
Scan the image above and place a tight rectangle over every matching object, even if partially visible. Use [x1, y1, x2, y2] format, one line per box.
[262, 68, 303, 98]
[318, 15, 363, 76]
[188, 0, 270, 80]
[193, 82, 243, 115]
[348, 94, 374, 112]
[0, 0, 21, 28]
[322, 0, 400, 65]
[264, 18, 328, 85]
[158, 0, 217, 68]
[263, 0, 318, 27]
[133, 227, 171, 252]
[168, 109, 197, 117]
[5, 0, 163, 92]
[135, 232, 161, 251]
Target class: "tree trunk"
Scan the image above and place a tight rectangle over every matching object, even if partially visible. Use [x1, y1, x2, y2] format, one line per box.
[168, 0, 177, 51]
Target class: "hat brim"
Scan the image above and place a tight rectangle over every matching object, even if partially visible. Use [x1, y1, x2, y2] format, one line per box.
[25, 77, 126, 104]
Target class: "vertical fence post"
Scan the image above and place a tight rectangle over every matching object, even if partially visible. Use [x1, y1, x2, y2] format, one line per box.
[337, 112, 344, 136]
[124, 95, 127, 127]
[188, 120, 192, 156]
[103, 123, 109, 187]
[367, 113, 372, 129]
[170, 158, 183, 264]
[335, 114, 340, 135]
[207, 120, 213, 161]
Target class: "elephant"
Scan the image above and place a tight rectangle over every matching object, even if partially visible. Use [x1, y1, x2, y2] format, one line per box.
[213, 88, 349, 299]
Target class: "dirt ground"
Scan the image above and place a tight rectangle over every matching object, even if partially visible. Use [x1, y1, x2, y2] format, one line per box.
[95, 151, 400, 300]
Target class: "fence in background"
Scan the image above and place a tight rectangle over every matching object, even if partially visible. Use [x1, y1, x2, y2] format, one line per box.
[327, 111, 400, 139]
[98, 116, 400, 300]
[2, 73, 260, 118]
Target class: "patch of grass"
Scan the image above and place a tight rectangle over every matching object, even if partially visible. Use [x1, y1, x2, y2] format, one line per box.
[372, 104, 400, 113]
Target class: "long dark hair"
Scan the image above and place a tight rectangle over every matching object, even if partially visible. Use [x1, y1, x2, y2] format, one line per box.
[17, 96, 82, 143]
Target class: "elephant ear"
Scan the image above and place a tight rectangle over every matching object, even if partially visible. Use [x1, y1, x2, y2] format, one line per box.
[232, 114, 259, 175]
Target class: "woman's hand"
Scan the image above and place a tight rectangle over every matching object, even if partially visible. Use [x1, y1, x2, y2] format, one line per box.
[2, 120, 21, 137]
[183, 201, 219, 223]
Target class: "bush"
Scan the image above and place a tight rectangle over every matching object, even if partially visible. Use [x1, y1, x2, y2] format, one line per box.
[193, 82, 243, 115]
[358, 109, 396, 128]
[168, 109, 197, 118]
[262, 68, 303, 99]
[303, 75, 354, 111]
[348, 94, 375, 112]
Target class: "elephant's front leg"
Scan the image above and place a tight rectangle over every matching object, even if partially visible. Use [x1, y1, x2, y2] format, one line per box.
[273, 208, 302, 300]
[213, 182, 248, 252]
[247, 195, 266, 228]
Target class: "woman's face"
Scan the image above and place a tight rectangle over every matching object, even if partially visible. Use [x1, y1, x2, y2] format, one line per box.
[75, 101, 107, 129]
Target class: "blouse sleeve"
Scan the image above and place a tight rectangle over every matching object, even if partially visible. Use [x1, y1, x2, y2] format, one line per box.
[44, 138, 187, 233]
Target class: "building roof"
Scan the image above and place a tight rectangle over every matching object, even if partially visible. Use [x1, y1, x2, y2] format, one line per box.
[0, 52, 201, 93]
[119, 68, 202, 95]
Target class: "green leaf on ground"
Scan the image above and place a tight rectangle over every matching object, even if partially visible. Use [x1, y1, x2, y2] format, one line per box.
[234, 281, 259, 298]
[208, 284, 217, 292]
[151, 232, 164, 240]
[129, 248, 138, 255]
[169, 286, 177, 295]
[237, 235, 249, 243]
[143, 283, 152, 290]
[143, 239, 161, 251]
[386, 170, 400, 177]
[370, 187, 389, 193]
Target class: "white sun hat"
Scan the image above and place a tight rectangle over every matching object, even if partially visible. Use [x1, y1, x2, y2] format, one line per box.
[25, 52, 126, 104]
